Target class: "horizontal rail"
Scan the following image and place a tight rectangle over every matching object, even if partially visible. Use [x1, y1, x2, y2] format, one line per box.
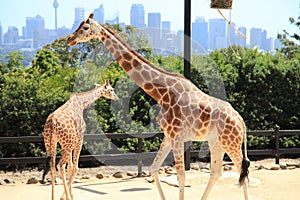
[0, 130, 299, 168]
[0, 133, 165, 144]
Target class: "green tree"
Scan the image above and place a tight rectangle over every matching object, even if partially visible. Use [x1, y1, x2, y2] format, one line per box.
[277, 16, 300, 58]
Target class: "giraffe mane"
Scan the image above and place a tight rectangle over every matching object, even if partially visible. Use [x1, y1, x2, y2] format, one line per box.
[99, 22, 187, 80]
[73, 21, 85, 34]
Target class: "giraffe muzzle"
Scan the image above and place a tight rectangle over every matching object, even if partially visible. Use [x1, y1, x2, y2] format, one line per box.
[66, 35, 77, 46]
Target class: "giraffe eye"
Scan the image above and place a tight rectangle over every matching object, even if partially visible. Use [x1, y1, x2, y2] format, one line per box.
[83, 24, 90, 31]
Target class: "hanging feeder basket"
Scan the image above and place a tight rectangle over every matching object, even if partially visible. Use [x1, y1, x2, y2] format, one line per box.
[210, 0, 233, 9]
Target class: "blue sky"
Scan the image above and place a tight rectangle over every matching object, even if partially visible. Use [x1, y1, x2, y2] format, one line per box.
[1, 0, 299, 41]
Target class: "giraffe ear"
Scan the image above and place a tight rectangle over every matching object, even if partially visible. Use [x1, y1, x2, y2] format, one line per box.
[89, 13, 94, 19]
[94, 83, 100, 87]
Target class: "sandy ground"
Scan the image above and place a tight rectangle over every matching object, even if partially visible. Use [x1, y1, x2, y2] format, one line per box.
[0, 158, 300, 200]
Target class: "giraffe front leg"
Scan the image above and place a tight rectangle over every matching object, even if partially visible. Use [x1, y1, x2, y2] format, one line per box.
[150, 137, 172, 200]
[172, 140, 185, 200]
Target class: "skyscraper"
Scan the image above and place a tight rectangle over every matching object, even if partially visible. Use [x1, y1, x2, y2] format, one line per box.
[130, 4, 145, 28]
[71, 7, 85, 32]
[261, 30, 268, 50]
[53, 0, 59, 31]
[162, 21, 171, 32]
[250, 27, 262, 48]
[3, 26, 19, 44]
[209, 18, 226, 51]
[237, 26, 247, 47]
[25, 15, 45, 39]
[227, 22, 237, 46]
[94, 4, 104, 24]
[106, 12, 119, 24]
[161, 21, 173, 52]
[147, 13, 161, 48]
[192, 17, 208, 52]
[0, 22, 2, 46]
[148, 13, 161, 28]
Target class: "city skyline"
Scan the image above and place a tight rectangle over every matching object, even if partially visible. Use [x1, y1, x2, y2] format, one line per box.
[1, 0, 299, 44]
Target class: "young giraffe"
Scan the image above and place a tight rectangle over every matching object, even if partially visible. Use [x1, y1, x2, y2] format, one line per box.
[66, 13, 250, 200]
[43, 80, 118, 200]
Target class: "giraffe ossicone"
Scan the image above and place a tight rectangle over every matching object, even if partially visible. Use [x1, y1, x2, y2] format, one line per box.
[43, 80, 118, 200]
[66, 13, 250, 200]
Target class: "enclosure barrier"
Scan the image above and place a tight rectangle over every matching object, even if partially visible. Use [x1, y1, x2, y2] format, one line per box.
[0, 129, 300, 174]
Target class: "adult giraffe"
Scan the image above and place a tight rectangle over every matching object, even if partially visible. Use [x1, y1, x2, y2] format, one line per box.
[43, 80, 118, 200]
[66, 13, 250, 200]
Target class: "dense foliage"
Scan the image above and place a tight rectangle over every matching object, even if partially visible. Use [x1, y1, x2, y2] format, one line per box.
[0, 19, 299, 158]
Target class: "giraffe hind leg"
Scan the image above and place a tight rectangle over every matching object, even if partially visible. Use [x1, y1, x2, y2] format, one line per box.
[58, 150, 72, 200]
[225, 148, 250, 200]
[201, 141, 225, 200]
[68, 145, 82, 200]
[49, 142, 57, 200]
[67, 152, 74, 199]
[240, 157, 250, 200]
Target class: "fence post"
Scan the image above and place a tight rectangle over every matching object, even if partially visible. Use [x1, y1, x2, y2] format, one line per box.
[137, 128, 143, 177]
[274, 125, 280, 164]
[184, 142, 191, 170]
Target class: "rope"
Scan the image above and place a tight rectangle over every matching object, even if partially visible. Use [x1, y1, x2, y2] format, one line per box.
[217, 9, 247, 39]
[217, 9, 243, 59]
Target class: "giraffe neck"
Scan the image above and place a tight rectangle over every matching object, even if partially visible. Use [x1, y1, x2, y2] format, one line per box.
[97, 24, 188, 104]
[71, 88, 101, 110]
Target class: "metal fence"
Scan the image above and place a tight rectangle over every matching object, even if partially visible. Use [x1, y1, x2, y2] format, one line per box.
[0, 129, 300, 173]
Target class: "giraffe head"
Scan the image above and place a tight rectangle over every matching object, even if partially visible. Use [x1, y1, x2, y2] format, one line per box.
[67, 13, 101, 46]
[95, 80, 119, 101]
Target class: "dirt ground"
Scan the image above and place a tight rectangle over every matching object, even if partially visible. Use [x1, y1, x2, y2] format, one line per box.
[0, 158, 300, 200]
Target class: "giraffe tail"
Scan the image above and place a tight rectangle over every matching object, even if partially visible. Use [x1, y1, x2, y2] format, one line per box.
[42, 156, 51, 183]
[238, 128, 250, 187]
[42, 116, 58, 181]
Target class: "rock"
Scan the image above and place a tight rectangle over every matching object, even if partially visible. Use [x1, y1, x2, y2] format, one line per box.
[81, 175, 90, 179]
[96, 173, 104, 179]
[55, 177, 62, 184]
[145, 177, 154, 183]
[27, 177, 39, 184]
[279, 164, 287, 170]
[287, 166, 296, 170]
[200, 164, 210, 170]
[255, 165, 263, 170]
[165, 168, 176, 175]
[113, 172, 125, 178]
[201, 168, 210, 173]
[270, 164, 280, 170]
[73, 178, 83, 183]
[159, 167, 165, 174]
[142, 171, 149, 176]
[191, 165, 200, 171]
[4, 178, 12, 184]
[126, 172, 137, 177]
[223, 165, 232, 171]
[286, 163, 297, 167]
